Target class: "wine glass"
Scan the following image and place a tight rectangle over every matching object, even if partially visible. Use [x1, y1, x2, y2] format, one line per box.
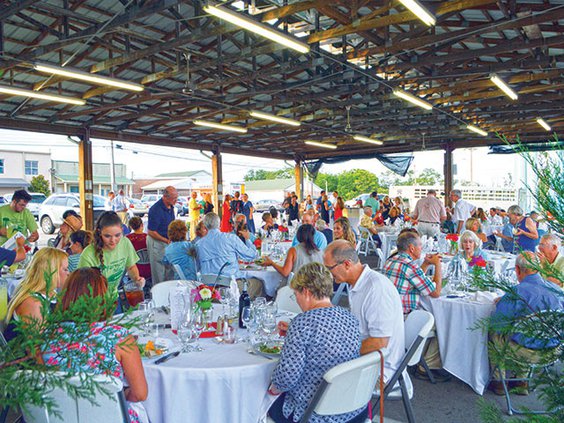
[177, 320, 195, 353]
[219, 287, 232, 315]
[191, 309, 205, 352]
[138, 300, 155, 336]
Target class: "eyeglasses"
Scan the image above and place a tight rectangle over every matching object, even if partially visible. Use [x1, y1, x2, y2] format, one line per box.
[326, 261, 345, 271]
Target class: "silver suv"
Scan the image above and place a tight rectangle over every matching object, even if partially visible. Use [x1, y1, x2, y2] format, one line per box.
[38, 193, 110, 234]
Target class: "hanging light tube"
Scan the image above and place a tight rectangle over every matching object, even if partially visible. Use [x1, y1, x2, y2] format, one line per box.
[353, 135, 383, 145]
[34, 63, 144, 92]
[203, 3, 310, 54]
[304, 140, 337, 150]
[0, 85, 85, 105]
[399, 0, 436, 26]
[193, 119, 248, 133]
[393, 89, 433, 111]
[536, 118, 551, 131]
[250, 111, 301, 126]
[490, 74, 518, 100]
[467, 125, 488, 137]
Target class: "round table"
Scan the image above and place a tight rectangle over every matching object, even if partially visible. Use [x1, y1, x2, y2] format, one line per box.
[141, 308, 278, 423]
[421, 292, 498, 394]
[240, 263, 286, 297]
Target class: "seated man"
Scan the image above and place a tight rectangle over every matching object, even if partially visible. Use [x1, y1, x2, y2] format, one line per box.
[324, 240, 405, 384]
[537, 233, 564, 287]
[196, 212, 263, 298]
[488, 252, 564, 395]
[359, 206, 382, 245]
[233, 213, 256, 242]
[290, 211, 327, 250]
[315, 219, 333, 244]
[383, 231, 447, 381]
[192, 220, 208, 244]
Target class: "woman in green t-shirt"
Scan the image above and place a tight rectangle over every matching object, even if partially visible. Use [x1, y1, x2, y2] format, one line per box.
[78, 211, 144, 292]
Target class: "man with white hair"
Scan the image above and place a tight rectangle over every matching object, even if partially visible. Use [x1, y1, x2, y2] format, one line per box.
[449, 189, 475, 234]
[291, 210, 327, 250]
[537, 233, 564, 287]
[196, 212, 263, 297]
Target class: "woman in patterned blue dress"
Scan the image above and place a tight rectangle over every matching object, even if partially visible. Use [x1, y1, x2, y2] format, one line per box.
[267, 262, 367, 423]
[43, 268, 148, 423]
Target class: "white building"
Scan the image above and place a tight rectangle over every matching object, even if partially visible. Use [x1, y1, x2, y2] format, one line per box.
[0, 150, 51, 195]
[243, 178, 322, 202]
[140, 170, 212, 196]
[51, 160, 134, 195]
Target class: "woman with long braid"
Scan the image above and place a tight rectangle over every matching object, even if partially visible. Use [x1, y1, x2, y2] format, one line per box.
[78, 211, 144, 294]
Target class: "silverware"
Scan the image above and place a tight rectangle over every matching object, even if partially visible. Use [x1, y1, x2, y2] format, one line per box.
[248, 348, 275, 360]
[154, 351, 180, 365]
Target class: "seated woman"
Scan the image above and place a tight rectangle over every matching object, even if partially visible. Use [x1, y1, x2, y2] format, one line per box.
[260, 212, 279, 237]
[43, 268, 148, 423]
[267, 262, 365, 423]
[465, 217, 488, 244]
[333, 217, 357, 248]
[50, 212, 82, 254]
[263, 224, 323, 279]
[126, 217, 152, 284]
[458, 230, 487, 262]
[163, 219, 197, 280]
[68, 230, 93, 272]
[4, 248, 69, 341]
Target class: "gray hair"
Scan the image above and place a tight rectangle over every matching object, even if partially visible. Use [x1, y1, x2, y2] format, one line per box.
[515, 251, 539, 273]
[234, 213, 246, 224]
[541, 233, 562, 247]
[291, 262, 333, 300]
[363, 206, 373, 215]
[326, 239, 360, 264]
[316, 219, 327, 231]
[451, 189, 462, 198]
[459, 230, 482, 249]
[397, 232, 420, 252]
[203, 212, 220, 230]
[507, 205, 523, 216]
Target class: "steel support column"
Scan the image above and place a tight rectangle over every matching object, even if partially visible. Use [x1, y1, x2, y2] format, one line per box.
[444, 144, 454, 207]
[78, 130, 94, 230]
[211, 147, 223, 217]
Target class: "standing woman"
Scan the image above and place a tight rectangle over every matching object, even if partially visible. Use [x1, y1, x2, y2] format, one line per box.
[242, 193, 256, 234]
[320, 194, 330, 224]
[203, 193, 214, 214]
[334, 196, 345, 221]
[220, 194, 233, 232]
[381, 196, 392, 221]
[78, 211, 144, 294]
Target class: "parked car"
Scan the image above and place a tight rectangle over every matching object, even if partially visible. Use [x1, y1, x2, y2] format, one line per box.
[38, 193, 110, 234]
[254, 199, 283, 212]
[140, 194, 159, 207]
[344, 193, 385, 208]
[127, 198, 148, 218]
[4, 192, 47, 219]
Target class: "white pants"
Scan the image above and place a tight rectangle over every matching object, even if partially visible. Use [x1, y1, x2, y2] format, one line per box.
[416, 222, 441, 238]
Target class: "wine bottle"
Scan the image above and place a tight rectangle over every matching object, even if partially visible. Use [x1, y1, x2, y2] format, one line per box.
[238, 280, 251, 328]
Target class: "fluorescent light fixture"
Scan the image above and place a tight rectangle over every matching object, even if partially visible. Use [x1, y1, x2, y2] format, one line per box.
[467, 125, 488, 137]
[0, 85, 85, 105]
[250, 111, 301, 127]
[34, 63, 144, 92]
[353, 135, 383, 145]
[193, 119, 248, 133]
[536, 118, 551, 131]
[304, 140, 337, 150]
[490, 74, 518, 100]
[393, 89, 432, 111]
[203, 3, 310, 54]
[399, 0, 436, 26]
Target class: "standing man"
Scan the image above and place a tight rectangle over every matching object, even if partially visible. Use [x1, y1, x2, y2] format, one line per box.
[316, 190, 325, 212]
[147, 186, 177, 284]
[363, 191, 380, 215]
[323, 240, 405, 383]
[449, 189, 475, 233]
[0, 190, 39, 245]
[331, 191, 339, 222]
[411, 189, 447, 238]
[112, 189, 129, 224]
[188, 191, 202, 240]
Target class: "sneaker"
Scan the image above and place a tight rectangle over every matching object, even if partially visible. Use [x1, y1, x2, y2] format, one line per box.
[488, 381, 506, 396]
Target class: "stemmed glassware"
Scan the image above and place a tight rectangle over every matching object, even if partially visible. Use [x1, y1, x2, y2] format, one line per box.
[138, 299, 156, 336]
[219, 287, 232, 315]
[191, 309, 205, 352]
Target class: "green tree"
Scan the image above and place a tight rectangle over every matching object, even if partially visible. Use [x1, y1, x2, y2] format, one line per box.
[28, 175, 51, 196]
[335, 169, 380, 200]
[314, 172, 339, 193]
[415, 168, 443, 185]
[243, 168, 293, 181]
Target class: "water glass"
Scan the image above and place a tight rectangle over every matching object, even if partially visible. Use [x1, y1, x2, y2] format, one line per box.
[191, 310, 205, 352]
[222, 321, 237, 344]
[178, 320, 195, 353]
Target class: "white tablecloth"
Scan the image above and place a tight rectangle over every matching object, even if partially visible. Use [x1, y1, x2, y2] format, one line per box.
[142, 329, 277, 423]
[421, 294, 497, 394]
[439, 251, 516, 277]
[376, 230, 399, 259]
[240, 265, 287, 297]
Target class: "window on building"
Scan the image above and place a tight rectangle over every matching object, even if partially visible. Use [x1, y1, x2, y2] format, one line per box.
[25, 160, 39, 176]
[0, 159, 3, 174]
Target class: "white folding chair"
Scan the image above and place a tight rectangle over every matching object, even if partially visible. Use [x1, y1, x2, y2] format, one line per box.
[373, 310, 435, 423]
[200, 274, 234, 287]
[150, 280, 179, 308]
[275, 286, 302, 314]
[331, 283, 349, 306]
[375, 248, 385, 270]
[21, 373, 130, 423]
[357, 227, 379, 257]
[171, 263, 187, 280]
[267, 351, 383, 423]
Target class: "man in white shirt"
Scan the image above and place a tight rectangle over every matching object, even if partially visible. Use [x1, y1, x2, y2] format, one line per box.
[449, 189, 475, 233]
[324, 240, 405, 383]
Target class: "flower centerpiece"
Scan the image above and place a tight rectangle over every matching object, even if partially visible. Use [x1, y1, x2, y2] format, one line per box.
[468, 255, 487, 268]
[445, 233, 459, 254]
[253, 237, 262, 255]
[190, 284, 221, 311]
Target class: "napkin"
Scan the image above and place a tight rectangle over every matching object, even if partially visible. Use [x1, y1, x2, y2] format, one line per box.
[472, 291, 498, 304]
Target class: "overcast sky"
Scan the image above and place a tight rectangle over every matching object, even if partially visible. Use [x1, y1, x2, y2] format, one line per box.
[0, 128, 518, 186]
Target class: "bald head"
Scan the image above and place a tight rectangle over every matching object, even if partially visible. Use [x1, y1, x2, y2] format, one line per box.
[163, 186, 178, 207]
[325, 239, 360, 264]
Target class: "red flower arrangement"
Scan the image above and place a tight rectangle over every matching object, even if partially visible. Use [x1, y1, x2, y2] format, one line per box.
[253, 238, 262, 249]
[190, 284, 221, 310]
[468, 255, 487, 268]
[445, 233, 459, 242]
